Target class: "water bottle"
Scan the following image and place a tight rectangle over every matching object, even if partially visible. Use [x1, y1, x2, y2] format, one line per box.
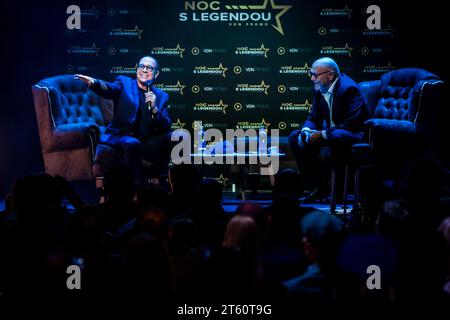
[198, 125, 206, 153]
[259, 127, 267, 154]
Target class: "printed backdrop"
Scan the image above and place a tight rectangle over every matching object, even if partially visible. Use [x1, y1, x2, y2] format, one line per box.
[64, 0, 397, 136]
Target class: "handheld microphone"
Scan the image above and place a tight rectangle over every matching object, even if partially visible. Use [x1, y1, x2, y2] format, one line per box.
[144, 79, 154, 111]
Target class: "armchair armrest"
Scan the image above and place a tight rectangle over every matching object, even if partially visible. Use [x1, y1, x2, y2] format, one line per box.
[45, 122, 100, 153]
[364, 118, 419, 150]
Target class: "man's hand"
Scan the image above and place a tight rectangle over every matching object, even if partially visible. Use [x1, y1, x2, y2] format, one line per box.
[309, 130, 323, 144]
[74, 74, 96, 87]
[145, 91, 157, 110]
[300, 130, 311, 145]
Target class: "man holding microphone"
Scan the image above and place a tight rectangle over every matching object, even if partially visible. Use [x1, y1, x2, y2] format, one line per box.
[75, 56, 172, 185]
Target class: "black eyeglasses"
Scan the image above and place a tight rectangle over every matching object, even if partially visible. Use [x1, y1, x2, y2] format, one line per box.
[309, 70, 334, 78]
[137, 64, 158, 72]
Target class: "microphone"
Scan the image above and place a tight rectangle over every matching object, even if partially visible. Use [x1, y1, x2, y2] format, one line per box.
[144, 79, 154, 111]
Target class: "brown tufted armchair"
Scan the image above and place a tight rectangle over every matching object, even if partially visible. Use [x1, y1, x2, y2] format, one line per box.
[32, 75, 114, 181]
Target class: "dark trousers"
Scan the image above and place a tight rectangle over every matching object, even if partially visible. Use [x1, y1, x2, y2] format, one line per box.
[96, 132, 173, 185]
[288, 129, 364, 191]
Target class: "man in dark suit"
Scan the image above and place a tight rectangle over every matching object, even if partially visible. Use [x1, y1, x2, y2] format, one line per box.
[288, 57, 370, 201]
[74, 56, 172, 185]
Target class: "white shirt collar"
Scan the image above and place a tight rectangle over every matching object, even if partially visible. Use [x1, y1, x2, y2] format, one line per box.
[326, 76, 339, 95]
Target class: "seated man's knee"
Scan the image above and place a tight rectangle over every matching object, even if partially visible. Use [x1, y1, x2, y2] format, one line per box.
[288, 130, 301, 148]
[122, 139, 142, 154]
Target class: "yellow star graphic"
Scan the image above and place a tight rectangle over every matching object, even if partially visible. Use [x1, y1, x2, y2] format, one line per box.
[218, 100, 228, 114]
[259, 43, 270, 58]
[175, 43, 185, 58]
[173, 118, 186, 129]
[301, 62, 311, 70]
[90, 43, 101, 56]
[343, 5, 352, 18]
[261, 118, 271, 129]
[175, 81, 186, 95]
[302, 99, 312, 112]
[249, 0, 292, 36]
[218, 63, 228, 78]
[343, 43, 353, 57]
[131, 25, 144, 39]
[216, 174, 229, 186]
[260, 80, 270, 95]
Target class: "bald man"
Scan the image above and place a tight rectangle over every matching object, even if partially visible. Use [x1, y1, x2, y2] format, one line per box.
[75, 56, 172, 185]
[288, 57, 370, 201]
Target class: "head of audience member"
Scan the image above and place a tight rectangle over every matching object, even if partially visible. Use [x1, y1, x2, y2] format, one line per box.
[223, 215, 261, 260]
[223, 215, 263, 293]
[272, 168, 304, 199]
[125, 234, 171, 296]
[136, 206, 168, 239]
[168, 218, 196, 256]
[270, 194, 303, 246]
[138, 184, 170, 213]
[310, 57, 340, 93]
[103, 164, 135, 205]
[168, 163, 201, 199]
[301, 211, 346, 270]
[12, 173, 63, 228]
[193, 178, 223, 215]
[236, 201, 268, 238]
[438, 216, 450, 247]
[375, 200, 411, 241]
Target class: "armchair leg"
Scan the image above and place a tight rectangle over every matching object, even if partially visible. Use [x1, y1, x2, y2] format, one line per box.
[343, 164, 350, 215]
[330, 168, 337, 214]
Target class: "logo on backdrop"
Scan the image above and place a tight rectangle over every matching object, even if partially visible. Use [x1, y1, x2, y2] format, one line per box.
[110, 65, 138, 75]
[67, 43, 101, 56]
[235, 44, 270, 58]
[363, 62, 396, 74]
[155, 81, 187, 95]
[178, 0, 293, 35]
[193, 63, 228, 77]
[278, 63, 310, 75]
[320, 43, 353, 57]
[151, 44, 186, 58]
[280, 100, 312, 112]
[194, 100, 229, 114]
[109, 25, 144, 39]
[320, 5, 352, 18]
[236, 81, 270, 95]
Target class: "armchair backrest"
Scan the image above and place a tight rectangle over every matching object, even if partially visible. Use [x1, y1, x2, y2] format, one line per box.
[358, 68, 441, 123]
[35, 75, 113, 130]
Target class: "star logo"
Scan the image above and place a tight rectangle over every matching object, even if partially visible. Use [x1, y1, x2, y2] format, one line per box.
[218, 63, 228, 78]
[249, 0, 292, 36]
[90, 43, 101, 56]
[175, 44, 186, 58]
[259, 44, 270, 58]
[172, 118, 186, 129]
[127, 25, 144, 39]
[174, 81, 186, 95]
[260, 81, 270, 95]
[300, 62, 311, 70]
[218, 100, 228, 114]
[261, 118, 271, 129]
[343, 43, 353, 57]
[301, 99, 312, 112]
[216, 174, 229, 186]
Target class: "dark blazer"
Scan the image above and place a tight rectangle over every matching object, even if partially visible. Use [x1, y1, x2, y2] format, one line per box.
[303, 73, 369, 137]
[90, 75, 171, 144]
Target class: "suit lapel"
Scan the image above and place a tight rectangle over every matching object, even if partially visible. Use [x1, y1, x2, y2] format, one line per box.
[331, 76, 342, 121]
[131, 79, 140, 114]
